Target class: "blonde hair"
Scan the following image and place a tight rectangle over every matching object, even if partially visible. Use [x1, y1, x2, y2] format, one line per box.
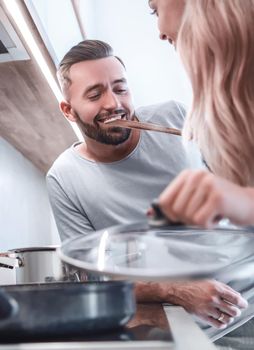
[178, 0, 254, 186]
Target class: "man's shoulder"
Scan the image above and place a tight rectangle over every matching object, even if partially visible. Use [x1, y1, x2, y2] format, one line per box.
[46, 143, 77, 179]
[136, 100, 186, 129]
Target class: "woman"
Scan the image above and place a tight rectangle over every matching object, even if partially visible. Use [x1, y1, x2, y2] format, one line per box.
[148, 0, 254, 228]
[147, 4, 254, 350]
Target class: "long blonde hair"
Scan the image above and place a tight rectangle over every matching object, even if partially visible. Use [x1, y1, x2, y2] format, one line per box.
[178, 0, 254, 186]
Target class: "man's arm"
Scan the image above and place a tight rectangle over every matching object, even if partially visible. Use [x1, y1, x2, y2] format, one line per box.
[135, 280, 248, 328]
[47, 175, 94, 241]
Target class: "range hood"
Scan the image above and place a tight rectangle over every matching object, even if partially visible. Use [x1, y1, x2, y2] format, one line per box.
[0, 5, 29, 62]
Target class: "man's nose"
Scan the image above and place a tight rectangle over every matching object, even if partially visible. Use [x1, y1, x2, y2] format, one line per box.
[103, 90, 121, 110]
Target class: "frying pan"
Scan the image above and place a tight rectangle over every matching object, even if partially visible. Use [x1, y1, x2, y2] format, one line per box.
[0, 281, 135, 340]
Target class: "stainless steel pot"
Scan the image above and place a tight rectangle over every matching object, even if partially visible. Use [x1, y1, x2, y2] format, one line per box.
[0, 246, 80, 284]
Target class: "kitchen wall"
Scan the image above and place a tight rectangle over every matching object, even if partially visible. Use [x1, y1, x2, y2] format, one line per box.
[0, 137, 60, 252]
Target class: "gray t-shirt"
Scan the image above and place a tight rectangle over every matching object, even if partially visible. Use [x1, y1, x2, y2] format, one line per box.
[47, 100, 202, 241]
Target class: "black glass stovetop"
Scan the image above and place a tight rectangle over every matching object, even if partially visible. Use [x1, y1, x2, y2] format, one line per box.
[0, 304, 173, 346]
[0, 324, 173, 344]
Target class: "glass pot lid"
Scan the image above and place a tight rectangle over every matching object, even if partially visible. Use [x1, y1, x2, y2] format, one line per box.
[59, 221, 254, 281]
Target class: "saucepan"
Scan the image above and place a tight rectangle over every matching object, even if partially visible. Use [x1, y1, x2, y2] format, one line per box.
[0, 246, 82, 284]
[0, 281, 135, 340]
[59, 220, 254, 282]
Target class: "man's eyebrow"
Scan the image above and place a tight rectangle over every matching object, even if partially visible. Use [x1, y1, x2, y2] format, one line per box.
[113, 78, 127, 84]
[83, 78, 127, 95]
[83, 84, 103, 95]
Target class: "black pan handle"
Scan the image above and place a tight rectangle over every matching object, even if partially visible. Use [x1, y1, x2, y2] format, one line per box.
[149, 199, 224, 229]
[0, 289, 19, 321]
[148, 199, 184, 228]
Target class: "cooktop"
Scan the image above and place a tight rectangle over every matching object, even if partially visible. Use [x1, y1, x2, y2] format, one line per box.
[0, 304, 174, 349]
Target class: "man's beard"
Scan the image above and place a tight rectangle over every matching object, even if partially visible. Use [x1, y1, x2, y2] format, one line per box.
[75, 111, 131, 145]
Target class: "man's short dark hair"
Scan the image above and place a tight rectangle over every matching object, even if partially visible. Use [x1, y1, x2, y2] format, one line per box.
[57, 39, 125, 99]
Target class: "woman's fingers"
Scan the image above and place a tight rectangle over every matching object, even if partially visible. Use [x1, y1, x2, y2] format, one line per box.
[169, 171, 207, 220]
[159, 170, 191, 221]
[159, 170, 215, 225]
[158, 170, 227, 227]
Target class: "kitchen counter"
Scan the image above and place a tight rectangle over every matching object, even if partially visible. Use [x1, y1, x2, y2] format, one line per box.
[0, 304, 216, 350]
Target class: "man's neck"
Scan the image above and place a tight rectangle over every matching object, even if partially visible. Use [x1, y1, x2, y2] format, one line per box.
[76, 130, 140, 163]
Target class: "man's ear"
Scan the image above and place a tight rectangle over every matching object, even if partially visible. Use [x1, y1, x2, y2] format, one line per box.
[59, 101, 77, 122]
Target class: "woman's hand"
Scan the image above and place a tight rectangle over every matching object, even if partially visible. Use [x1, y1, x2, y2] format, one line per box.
[158, 169, 254, 228]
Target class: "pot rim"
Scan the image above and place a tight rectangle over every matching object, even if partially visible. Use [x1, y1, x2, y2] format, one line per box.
[8, 245, 60, 254]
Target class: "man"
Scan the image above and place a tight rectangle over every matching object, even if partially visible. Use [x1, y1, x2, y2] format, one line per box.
[47, 40, 247, 334]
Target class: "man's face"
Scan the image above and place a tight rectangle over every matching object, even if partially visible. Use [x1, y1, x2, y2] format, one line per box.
[148, 0, 185, 45]
[65, 57, 135, 145]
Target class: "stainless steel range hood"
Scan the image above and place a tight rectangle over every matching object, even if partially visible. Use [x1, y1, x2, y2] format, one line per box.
[0, 5, 30, 62]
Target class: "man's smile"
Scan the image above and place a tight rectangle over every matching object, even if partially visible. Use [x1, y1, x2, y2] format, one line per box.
[95, 113, 127, 124]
